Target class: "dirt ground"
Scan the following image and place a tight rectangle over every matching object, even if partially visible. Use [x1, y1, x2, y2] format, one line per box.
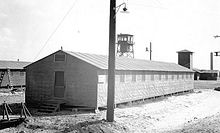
[1, 80, 220, 133]
[113, 89, 220, 132]
[194, 80, 220, 89]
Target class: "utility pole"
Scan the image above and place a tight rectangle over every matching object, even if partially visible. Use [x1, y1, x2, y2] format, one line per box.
[150, 42, 152, 60]
[146, 42, 152, 60]
[211, 51, 220, 70]
[107, 0, 116, 122]
[211, 35, 220, 70]
[210, 52, 213, 70]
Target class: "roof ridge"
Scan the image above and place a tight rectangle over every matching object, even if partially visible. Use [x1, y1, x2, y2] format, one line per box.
[63, 50, 193, 72]
[65, 50, 177, 65]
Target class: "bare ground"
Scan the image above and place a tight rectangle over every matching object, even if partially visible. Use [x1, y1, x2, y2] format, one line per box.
[113, 89, 220, 132]
[1, 80, 220, 132]
[1, 113, 130, 133]
[194, 80, 220, 89]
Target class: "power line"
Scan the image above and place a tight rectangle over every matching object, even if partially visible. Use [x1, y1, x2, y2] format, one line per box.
[33, 0, 78, 61]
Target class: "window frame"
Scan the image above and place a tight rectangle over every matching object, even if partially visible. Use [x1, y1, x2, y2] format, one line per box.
[141, 74, 145, 82]
[165, 73, 168, 80]
[159, 74, 162, 80]
[150, 74, 154, 81]
[132, 73, 136, 82]
[182, 74, 184, 79]
[120, 74, 125, 83]
[171, 74, 174, 80]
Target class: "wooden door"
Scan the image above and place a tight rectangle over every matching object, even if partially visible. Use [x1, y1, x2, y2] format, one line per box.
[54, 71, 65, 98]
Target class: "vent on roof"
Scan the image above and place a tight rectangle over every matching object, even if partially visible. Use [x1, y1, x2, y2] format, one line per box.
[55, 54, 66, 62]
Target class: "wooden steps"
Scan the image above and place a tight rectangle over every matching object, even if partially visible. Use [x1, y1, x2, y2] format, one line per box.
[38, 99, 66, 113]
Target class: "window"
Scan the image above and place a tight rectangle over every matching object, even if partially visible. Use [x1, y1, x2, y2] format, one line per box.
[186, 74, 188, 79]
[190, 74, 192, 79]
[132, 74, 136, 82]
[20, 72, 24, 76]
[142, 74, 145, 82]
[159, 74, 162, 80]
[171, 74, 174, 80]
[151, 74, 154, 81]
[55, 54, 65, 62]
[120, 74, 125, 82]
[182, 74, 184, 79]
[165, 74, 168, 80]
[177, 74, 179, 80]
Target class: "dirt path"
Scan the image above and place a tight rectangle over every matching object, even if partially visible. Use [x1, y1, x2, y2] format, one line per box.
[112, 89, 220, 132]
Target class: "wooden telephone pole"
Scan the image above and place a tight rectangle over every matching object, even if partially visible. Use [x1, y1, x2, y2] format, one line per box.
[107, 0, 116, 122]
[211, 35, 220, 70]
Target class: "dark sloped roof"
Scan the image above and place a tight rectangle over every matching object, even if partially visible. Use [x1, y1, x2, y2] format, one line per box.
[65, 51, 193, 72]
[200, 70, 219, 74]
[177, 49, 193, 53]
[192, 68, 219, 74]
[0, 60, 31, 69]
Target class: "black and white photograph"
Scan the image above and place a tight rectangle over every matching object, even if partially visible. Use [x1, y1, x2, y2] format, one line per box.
[0, 0, 220, 132]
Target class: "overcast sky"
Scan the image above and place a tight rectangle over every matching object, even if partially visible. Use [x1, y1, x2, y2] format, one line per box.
[0, 0, 220, 70]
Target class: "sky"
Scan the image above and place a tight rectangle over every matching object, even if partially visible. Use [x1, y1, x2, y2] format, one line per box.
[0, 0, 220, 70]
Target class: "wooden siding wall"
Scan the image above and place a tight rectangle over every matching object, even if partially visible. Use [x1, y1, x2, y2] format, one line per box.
[97, 70, 194, 107]
[65, 55, 98, 108]
[0, 70, 25, 87]
[26, 51, 98, 108]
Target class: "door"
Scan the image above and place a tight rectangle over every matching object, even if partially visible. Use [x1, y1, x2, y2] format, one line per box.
[54, 71, 65, 98]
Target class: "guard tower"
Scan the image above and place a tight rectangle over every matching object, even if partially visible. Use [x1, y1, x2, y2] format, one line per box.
[177, 49, 193, 69]
[116, 34, 134, 58]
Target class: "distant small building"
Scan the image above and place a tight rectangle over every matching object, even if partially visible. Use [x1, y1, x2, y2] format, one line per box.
[199, 70, 219, 80]
[177, 49, 220, 81]
[0, 60, 30, 88]
[193, 69, 219, 80]
[25, 50, 194, 109]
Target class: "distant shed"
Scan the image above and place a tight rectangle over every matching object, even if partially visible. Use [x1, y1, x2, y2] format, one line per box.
[0, 60, 30, 88]
[199, 70, 219, 80]
[25, 50, 194, 109]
